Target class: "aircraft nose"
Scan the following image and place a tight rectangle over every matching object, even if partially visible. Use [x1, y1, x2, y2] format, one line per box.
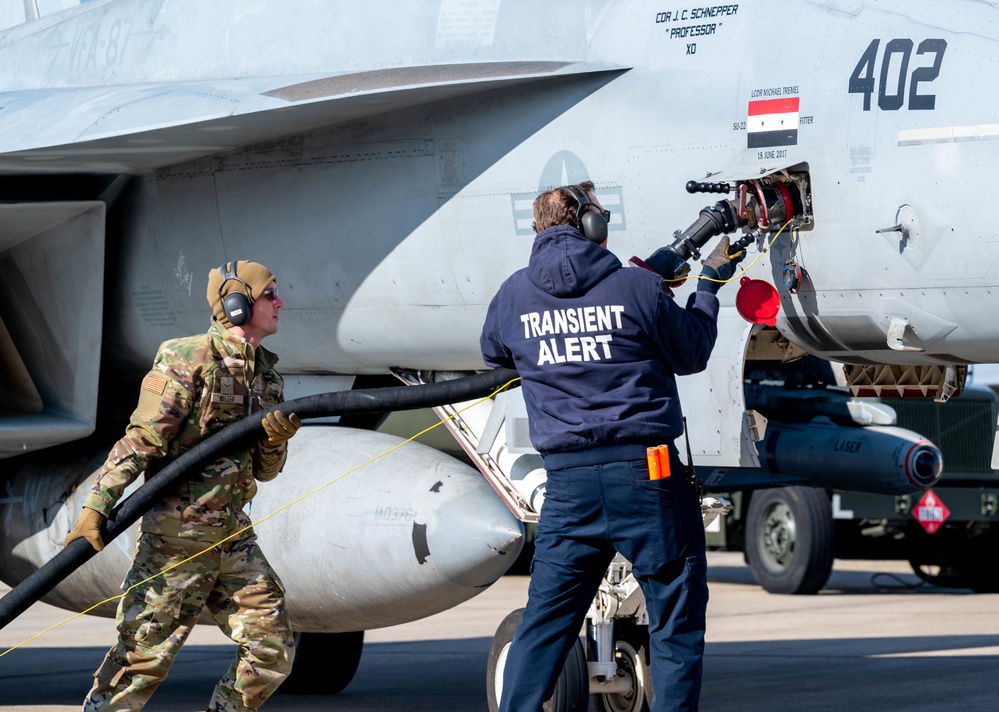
[423, 480, 525, 588]
[906, 442, 944, 488]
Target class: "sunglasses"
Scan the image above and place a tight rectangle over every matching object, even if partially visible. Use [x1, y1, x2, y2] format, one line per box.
[599, 209, 611, 223]
[260, 287, 279, 301]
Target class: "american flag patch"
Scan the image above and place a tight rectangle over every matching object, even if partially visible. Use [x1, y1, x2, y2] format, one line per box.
[142, 373, 168, 396]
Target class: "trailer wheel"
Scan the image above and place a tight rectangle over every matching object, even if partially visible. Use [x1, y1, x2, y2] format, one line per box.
[745, 486, 834, 595]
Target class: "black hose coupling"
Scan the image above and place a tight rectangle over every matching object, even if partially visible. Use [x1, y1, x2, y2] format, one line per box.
[639, 200, 745, 282]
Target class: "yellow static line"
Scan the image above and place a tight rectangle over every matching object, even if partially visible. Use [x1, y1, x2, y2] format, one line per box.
[0, 375, 521, 659]
[666, 219, 793, 287]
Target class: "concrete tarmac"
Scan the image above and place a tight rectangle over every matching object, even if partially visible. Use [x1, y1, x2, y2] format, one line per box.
[2, 552, 998, 711]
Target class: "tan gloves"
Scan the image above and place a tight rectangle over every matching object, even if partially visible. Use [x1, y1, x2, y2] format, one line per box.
[698, 236, 746, 294]
[261, 410, 302, 447]
[64, 507, 105, 551]
[702, 236, 744, 272]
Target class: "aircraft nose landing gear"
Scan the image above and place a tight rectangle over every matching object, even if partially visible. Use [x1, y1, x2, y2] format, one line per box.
[588, 621, 652, 712]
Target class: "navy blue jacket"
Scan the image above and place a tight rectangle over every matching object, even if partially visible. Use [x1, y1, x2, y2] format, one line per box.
[480, 224, 719, 457]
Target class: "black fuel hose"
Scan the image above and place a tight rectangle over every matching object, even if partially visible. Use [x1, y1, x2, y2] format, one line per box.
[0, 368, 519, 631]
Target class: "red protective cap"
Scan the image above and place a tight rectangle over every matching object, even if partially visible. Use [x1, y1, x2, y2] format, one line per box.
[735, 277, 780, 326]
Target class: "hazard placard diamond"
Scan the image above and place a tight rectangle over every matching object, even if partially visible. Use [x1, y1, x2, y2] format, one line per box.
[913, 489, 950, 535]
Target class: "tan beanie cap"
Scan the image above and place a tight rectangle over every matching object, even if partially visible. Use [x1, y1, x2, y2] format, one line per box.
[206, 260, 277, 328]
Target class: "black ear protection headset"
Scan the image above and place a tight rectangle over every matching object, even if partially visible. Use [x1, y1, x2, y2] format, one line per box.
[218, 261, 253, 326]
[561, 185, 608, 244]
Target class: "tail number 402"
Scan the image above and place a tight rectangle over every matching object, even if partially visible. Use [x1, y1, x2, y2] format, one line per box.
[849, 38, 947, 111]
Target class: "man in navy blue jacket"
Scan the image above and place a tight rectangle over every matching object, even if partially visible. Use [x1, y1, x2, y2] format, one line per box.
[480, 181, 743, 711]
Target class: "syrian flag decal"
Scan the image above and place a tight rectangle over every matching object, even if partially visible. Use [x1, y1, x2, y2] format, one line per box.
[748, 97, 800, 149]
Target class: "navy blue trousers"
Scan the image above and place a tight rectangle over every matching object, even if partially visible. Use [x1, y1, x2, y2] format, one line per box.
[499, 457, 708, 712]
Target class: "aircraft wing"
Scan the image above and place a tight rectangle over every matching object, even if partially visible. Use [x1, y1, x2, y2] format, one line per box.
[0, 59, 625, 459]
[0, 61, 626, 174]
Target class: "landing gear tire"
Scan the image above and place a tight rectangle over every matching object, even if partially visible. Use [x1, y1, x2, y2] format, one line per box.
[589, 622, 653, 712]
[746, 486, 834, 595]
[279, 630, 364, 695]
[487, 607, 589, 712]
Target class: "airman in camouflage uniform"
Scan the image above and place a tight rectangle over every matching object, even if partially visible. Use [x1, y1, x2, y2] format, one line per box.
[66, 261, 301, 712]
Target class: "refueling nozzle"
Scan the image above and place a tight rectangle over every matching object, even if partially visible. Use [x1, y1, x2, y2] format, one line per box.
[632, 174, 808, 283]
[638, 199, 745, 282]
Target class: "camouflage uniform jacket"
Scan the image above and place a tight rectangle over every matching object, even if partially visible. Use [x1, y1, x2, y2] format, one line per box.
[83, 323, 288, 543]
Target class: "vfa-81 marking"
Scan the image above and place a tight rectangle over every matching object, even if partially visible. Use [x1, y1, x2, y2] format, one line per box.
[0, 0, 994, 708]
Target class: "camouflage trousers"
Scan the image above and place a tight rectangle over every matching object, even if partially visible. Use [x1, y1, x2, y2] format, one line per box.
[82, 532, 295, 711]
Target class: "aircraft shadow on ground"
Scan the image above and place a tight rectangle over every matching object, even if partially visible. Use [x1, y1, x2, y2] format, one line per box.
[702, 635, 999, 711]
[0, 638, 492, 708]
[707, 563, 979, 595]
[4, 634, 999, 709]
